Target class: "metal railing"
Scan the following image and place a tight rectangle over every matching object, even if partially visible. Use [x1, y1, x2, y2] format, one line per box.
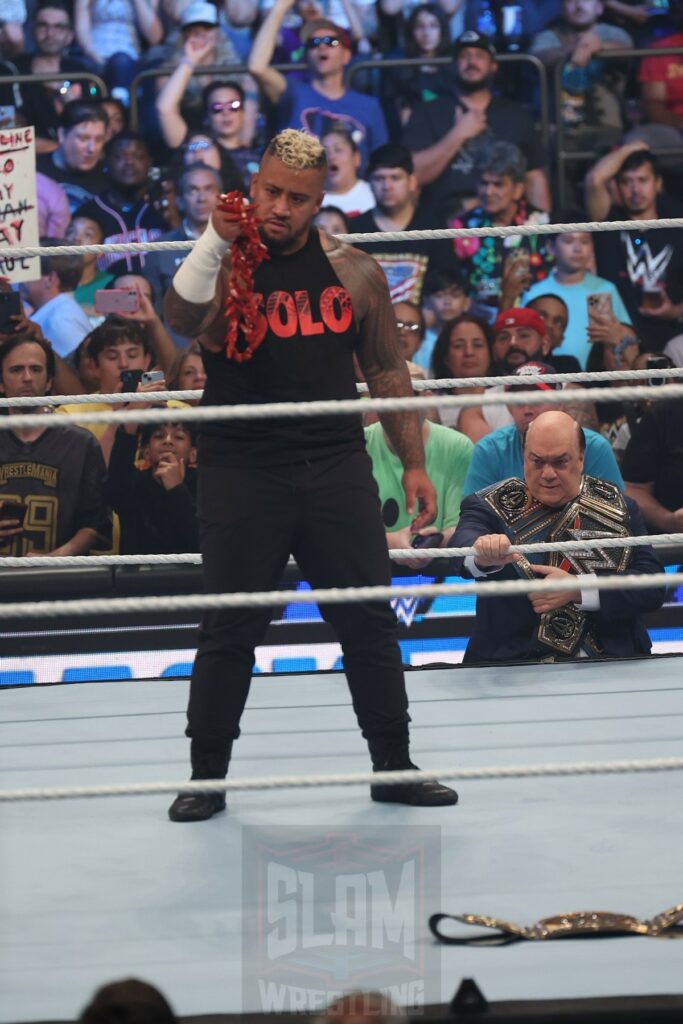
[0, 68, 108, 101]
[347, 52, 549, 148]
[128, 60, 304, 131]
[554, 45, 683, 207]
[127, 52, 549, 148]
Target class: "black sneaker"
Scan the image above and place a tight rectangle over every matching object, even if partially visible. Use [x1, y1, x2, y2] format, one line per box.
[168, 791, 226, 822]
[368, 738, 458, 806]
[168, 740, 232, 823]
[371, 774, 458, 806]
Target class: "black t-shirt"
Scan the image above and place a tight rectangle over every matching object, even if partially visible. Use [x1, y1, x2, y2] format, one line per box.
[107, 429, 199, 554]
[199, 228, 365, 467]
[36, 151, 108, 213]
[349, 208, 459, 304]
[0, 423, 110, 555]
[594, 197, 683, 353]
[402, 94, 543, 218]
[621, 399, 683, 513]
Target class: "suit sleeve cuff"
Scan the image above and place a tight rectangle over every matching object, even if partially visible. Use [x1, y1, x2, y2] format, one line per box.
[464, 554, 505, 577]
[577, 573, 601, 611]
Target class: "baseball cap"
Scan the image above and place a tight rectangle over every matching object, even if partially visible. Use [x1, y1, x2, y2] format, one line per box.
[453, 29, 497, 59]
[300, 18, 352, 50]
[180, 2, 219, 29]
[494, 307, 547, 338]
[506, 361, 560, 392]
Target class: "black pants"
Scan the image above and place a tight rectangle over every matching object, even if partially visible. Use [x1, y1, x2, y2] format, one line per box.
[187, 449, 410, 747]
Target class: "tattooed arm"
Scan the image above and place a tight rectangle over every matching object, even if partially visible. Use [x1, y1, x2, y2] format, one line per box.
[327, 236, 437, 527]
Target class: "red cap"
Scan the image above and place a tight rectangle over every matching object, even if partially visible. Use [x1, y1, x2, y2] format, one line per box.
[494, 307, 547, 338]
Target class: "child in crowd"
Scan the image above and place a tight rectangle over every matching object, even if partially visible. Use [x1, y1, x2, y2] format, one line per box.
[415, 267, 494, 371]
[522, 219, 632, 369]
[106, 419, 199, 554]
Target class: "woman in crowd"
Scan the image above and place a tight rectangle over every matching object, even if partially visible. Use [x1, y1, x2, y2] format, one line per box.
[382, 3, 456, 133]
[167, 343, 207, 405]
[430, 313, 494, 437]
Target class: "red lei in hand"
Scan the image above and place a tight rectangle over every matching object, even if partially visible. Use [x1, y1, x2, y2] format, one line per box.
[218, 191, 269, 363]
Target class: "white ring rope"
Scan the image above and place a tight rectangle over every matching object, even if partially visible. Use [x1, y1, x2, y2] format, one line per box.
[0, 570, 680, 620]
[3, 380, 683, 431]
[3, 217, 683, 260]
[1, 757, 682, 803]
[2, 367, 683, 409]
[1, 532, 682, 570]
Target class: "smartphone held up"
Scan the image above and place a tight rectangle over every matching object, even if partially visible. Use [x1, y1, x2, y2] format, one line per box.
[94, 289, 139, 316]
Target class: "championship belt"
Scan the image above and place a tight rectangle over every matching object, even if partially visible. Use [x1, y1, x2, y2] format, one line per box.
[481, 476, 633, 657]
[429, 903, 683, 946]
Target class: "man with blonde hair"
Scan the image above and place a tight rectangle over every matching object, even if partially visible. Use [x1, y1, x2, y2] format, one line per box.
[164, 129, 457, 821]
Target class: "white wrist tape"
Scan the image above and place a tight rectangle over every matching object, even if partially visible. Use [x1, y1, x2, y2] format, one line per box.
[173, 220, 231, 304]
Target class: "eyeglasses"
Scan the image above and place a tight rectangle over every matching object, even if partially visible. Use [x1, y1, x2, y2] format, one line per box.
[210, 100, 243, 114]
[396, 321, 421, 333]
[35, 20, 70, 30]
[306, 35, 342, 49]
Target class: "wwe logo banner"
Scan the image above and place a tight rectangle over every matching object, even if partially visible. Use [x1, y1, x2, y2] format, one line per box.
[242, 826, 441, 1013]
[390, 576, 437, 627]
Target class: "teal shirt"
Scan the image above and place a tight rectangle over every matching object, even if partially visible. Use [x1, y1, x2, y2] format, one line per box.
[464, 424, 624, 496]
[522, 271, 631, 369]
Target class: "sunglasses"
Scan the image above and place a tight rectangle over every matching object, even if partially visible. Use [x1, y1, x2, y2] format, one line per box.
[186, 139, 213, 152]
[306, 35, 342, 49]
[210, 100, 243, 114]
[396, 321, 421, 333]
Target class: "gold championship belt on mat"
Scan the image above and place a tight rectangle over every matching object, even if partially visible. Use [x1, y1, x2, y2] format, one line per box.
[429, 904, 683, 945]
[482, 475, 633, 657]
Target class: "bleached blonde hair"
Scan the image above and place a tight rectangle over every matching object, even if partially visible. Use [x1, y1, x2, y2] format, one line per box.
[263, 129, 327, 171]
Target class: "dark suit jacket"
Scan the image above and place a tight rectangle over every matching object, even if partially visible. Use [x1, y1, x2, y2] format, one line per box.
[449, 492, 666, 664]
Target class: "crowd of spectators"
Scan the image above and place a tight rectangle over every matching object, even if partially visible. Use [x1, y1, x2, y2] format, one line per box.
[1, 0, 683, 561]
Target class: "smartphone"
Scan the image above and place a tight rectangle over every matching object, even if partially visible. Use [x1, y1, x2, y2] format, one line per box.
[120, 369, 144, 392]
[0, 500, 27, 525]
[94, 289, 139, 315]
[141, 370, 165, 385]
[0, 291, 22, 331]
[587, 293, 613, 323]
[411, 532, 444, 549]
[646, 355, 670, 387]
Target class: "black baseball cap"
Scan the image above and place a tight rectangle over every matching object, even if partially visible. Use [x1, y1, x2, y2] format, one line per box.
[453, 29, 497, 59]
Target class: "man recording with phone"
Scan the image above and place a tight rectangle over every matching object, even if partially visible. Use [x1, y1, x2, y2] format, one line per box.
[0, 333, 110, 557]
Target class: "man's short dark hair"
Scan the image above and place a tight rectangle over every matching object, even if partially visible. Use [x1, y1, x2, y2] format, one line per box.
[39, 238, 84, 292]
[422, 265, 468, 297]
[139, 420, 197, 447]
[178, 161, 223, 197]
[526, 293, 569, 316]
[87, 316, 151, 362]
[60, 99, 108, 133]
[367, 144, 414, 177]
[34, 1, 71, 21]
[105, 130, 151, 161]
[202, 79, 245, 111]
[617, 149, 661, 180]
[0, 333, 56, 384]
